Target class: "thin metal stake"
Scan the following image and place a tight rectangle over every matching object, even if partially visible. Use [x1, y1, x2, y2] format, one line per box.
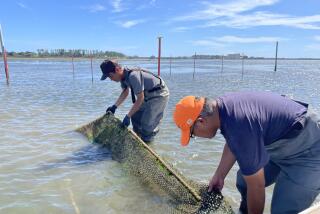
[169, 56, 172, 76]
[274, 41, 278, 72]
[242, 55, 244, 78]
[157, 36, 162, 76]
[72, 54, 75, 80]
[193, 52, 196, 79]
[90, 51, 93, 84]
[221, 55, 224, 73]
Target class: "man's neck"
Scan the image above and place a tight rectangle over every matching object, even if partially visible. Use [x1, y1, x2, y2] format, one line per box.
[120, 68, 126, 80]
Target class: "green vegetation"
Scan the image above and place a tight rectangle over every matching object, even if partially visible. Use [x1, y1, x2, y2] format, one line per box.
[1, 49, 126, 58]
[1, 50, 319, 60]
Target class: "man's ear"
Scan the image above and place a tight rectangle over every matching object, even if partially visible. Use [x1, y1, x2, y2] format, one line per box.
[115, 66, 120, 73]
[197, 117, 206, 124]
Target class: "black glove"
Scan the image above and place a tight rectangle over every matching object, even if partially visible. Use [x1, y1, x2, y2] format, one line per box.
[122, 115, 131, 128]
[106, 105, 117, 114]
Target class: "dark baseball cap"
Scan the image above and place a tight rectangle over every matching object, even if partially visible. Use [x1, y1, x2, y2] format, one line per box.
[100, 60, 116, 80]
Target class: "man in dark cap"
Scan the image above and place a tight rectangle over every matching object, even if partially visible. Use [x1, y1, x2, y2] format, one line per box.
[100, 60, 169, 143]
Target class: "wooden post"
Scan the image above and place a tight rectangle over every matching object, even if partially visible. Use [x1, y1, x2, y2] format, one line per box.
[193, 52, 196, 79]
[157, 36, 162, 76]
[274, 41, 278, 72]
[0, 24, 9, 84]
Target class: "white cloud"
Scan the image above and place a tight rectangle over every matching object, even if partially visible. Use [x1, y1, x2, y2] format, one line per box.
[87, 4, 106, 13]
[171, 26, 192, 32]
[215, 36, 282, 43]
[172, 0, 320, 30]
[191, 35, 283, 47]
[149, 0, 156, 5]
[135, 0, 156, 11]
[118, 20, 145, 28]
[174, 0, 279, 21]
[190, 40, 225, 48]
[111, 0, 124, 13]
[315, 36, 320, 41]
[17, 2, 29, 9]
[203, 13, 320, 29]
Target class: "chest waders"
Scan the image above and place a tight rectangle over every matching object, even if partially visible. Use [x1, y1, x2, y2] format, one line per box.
[237, 107, 320, 214]
[127, 68, 165, 103]
[125, 68, 169, 142]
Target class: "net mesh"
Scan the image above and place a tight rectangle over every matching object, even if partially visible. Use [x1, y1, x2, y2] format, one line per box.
[76, 113, 234, 214]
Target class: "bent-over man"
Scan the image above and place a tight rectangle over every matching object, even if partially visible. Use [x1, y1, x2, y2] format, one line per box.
[100, 60, 169, 143]
[173, 91, 320, 214]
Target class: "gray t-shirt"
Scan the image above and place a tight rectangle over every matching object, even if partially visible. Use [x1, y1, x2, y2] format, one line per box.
[121, 68, 162, 95]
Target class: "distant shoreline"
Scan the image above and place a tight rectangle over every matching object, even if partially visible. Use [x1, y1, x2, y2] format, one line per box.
[5, 56, 320, 61]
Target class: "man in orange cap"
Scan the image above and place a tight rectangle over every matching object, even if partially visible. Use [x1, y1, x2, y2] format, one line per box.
[173, 92, 320, 214]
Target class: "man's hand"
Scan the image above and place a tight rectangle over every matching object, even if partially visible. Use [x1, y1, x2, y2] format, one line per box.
[106, 105, 117, 114]
[208, 174, 224, 192]
[208, 143, 235, 193]
[122, 115, 130, 127]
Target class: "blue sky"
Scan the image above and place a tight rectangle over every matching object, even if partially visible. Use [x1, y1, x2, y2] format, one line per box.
[1, 0, 320, 57]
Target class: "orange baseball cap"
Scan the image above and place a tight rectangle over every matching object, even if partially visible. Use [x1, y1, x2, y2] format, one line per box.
[173, 96, 205, 146]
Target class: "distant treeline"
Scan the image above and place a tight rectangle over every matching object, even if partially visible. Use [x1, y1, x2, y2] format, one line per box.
[1, 50, 319, 60]
[1, 49, 126, 58]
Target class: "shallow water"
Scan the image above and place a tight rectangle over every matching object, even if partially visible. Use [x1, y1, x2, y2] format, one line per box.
[0, 58, 320, 213]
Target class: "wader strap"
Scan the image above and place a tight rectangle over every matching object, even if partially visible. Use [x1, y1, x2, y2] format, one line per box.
[127, 68, 163, 104]
[130, 85, 136, 103]
[137, 68, 165, 93]
[138, 68, 162, 86]
[147, 84, 165, 93]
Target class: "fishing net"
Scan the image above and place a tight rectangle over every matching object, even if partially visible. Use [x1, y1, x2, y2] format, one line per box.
[77, 113, 234, 214]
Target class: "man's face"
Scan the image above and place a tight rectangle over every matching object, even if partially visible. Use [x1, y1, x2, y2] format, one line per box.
[108, 66, 123, 82]
[191, 116, 218, 139]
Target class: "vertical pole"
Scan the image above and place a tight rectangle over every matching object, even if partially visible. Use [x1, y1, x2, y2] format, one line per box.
[242, 54, 244, 78]
[72, 52, 75, 79]
[274, 41, 278, 72]
[221, 55, 224, 73]
[0, 24, 9, 84]
[193, 52, 196, 79]
[3, 50, 9, 84]
[90, 50, 93, 84]
[169, 55, 172, 76]
[157, 36, 162, 76]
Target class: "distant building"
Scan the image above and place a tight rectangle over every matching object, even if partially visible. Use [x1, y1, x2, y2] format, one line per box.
[224, 53, 247, 59]
[226, 53, 241, 59]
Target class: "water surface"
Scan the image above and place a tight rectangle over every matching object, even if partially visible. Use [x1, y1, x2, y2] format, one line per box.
[1, 58, 319, 213]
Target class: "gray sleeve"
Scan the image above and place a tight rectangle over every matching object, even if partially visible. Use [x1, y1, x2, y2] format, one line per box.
[128, 71, 144, 95]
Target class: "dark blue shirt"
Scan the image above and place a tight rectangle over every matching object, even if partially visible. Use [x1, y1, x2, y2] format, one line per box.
[217, 92, 307, 175]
